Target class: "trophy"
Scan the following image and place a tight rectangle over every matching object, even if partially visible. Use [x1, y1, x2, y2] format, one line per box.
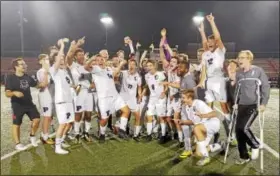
[161, 28, 171, 61]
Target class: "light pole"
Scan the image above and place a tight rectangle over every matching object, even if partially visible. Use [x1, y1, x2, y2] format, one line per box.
[100, 16, 113, 48]
[192, 15, 204, 50]
[18, 1, 28, 57]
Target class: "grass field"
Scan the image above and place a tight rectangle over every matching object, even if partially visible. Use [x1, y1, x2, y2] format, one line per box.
[1, 87, 279, 175]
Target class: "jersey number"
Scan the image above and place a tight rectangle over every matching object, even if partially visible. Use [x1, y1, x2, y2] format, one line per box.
[151, 84, 155, 90]
[207, 58, 213, 65]
[107, 74, 113, 79]
[128, 84, 133, 89]
[65, 77, 70, 84]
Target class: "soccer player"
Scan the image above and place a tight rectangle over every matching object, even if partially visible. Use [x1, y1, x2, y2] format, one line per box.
[90, 52, 130, 143]
[49, 39, 75, 154]
[159, 46, 182, 145]
[143, 59, 168, 142]
[37, 54, 55, 145]
[234, 50, 270, 164]
[119, 59, 142, 141]
[5, 58, 48, 151]
[194, 48, 206, 101]
[67, 44, 95, 143]
[197, 13, 230, 142]
[179, 89, 221, 166]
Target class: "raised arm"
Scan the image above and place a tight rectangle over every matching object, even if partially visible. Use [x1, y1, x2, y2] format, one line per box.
[66, 36, 85, 67]
[198, 22, 208, 51]
[206, 13, 224, 50]
[139, 50, 148, 68]
[113, 59, 127, 78]
[159, 46, 169, 68]
[53, 39, 66, 71]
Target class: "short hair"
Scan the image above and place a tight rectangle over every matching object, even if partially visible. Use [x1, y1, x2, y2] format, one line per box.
[208, 34, 215, 40]
[181, 89, 195, 100]
[238, 50, 254, 62]
[129, 59, 137, 66]
[178, 53, 189, 61]
[117, 50, 124, 55]
[179, 60, 190, 70]
[171, 56, 180, 64]
[74, 48, 84, 56]
[197, 48, 205, 53]
[146, 59, 156, 66]
[112, 55, 119, 59]
[11, 58, 23, 71]
[38, 54, 48, 62]
[228, 59, 238, 67]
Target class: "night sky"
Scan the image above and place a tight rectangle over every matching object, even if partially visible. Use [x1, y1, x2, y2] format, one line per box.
[1, 1, 279, 56]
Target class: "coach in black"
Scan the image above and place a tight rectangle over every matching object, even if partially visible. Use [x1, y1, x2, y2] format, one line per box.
[5, 58, 48, 151]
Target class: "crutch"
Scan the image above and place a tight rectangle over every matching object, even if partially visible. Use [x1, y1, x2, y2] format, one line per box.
[223, 82, 241, 164]
[255, 79, 265, 174]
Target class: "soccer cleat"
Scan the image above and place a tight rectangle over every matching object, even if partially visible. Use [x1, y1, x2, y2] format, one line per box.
[146, 135, 152, 142]
[74, 134, 81, 144]
[84, 132, 93, 142]
[118, 129, 129, 140]
[159, 136, 167, 144]
[30, 136, 38, 147]
[61, 141, 70, 148]
[230, 139, 238, 146]
[133, 136, 140, 142]
[55, 146, 69, 155]
[40, 137, 55, 145]
[15, 143, 28, 151]
[99, 134, 105, 143]
[179, 150, 192, 159]
[235, 158, 250, 165]
[178, 142, 184, 148]
[250, 148, 259, 160]
[196, 156, 211, 166]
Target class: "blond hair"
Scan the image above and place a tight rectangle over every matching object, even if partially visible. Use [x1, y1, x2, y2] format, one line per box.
[238, 50, 254, 62]
[38, 54, 48, 61]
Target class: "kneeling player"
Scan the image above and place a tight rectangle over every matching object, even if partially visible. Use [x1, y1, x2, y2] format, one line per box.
[179, 89, 224, 166]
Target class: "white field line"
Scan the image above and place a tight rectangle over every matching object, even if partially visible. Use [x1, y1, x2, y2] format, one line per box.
[1, 132, 56, 161]
[214, 106, 279, 160]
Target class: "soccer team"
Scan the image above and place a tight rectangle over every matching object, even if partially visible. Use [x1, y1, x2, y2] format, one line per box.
[5, 13, 270, 166]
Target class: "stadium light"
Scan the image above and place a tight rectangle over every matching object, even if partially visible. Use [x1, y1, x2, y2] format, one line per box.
[192, 16, 204, 25]
[100, 14, 113, 48]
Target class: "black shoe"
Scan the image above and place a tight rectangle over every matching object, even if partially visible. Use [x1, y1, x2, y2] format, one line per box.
[146, 135, 152, 142]
[99, 134, 105, 143]
[118, 129, 129, 140]
[159, 136, 167, 144]
[133, 136, 140, 142]
[84, 132, 93, 142]
[74, 134, 81, 144]
[173, 132, 178, 140]
[178, 142, 184, 148]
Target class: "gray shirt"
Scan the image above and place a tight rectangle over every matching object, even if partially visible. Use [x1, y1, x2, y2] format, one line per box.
[174, 72, 197, 99]
[235, 65, 270, 105]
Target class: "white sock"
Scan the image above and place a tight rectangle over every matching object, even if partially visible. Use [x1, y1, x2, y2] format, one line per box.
[153, 124, 159, 133]
[147, 122, 153, 135]
[119, 117, 128, 131]
[74, 121, 81, 135]
[55, 137, 62, 146]
[42, 132, 48, 141]
[160, 123, 166, 136]
[134, 126, 141, 137]
[85, 121, 91, 133]
[197, 141, 209, 157]
[209, 143, 222, 152]
[184, 138, 191, 151]
[178, 131, 183, 142]
[61, 135, 66, 141]
[100, 124, 107, 135]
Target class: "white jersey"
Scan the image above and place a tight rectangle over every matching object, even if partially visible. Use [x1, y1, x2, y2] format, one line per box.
[202, 47, 226, 78]
[167, 69, 180, 97]
[91, 65, 118, 99]
[145, 71, 166, 98]
[70, 62, 91, 89]
[185, 99, 216, 124]
[36, 68, 54, 99]
[120, 70, 142, 101]
[49, 66, 73, 104]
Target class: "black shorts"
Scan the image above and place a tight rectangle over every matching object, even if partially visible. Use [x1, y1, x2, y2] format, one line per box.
[11, 103, 40, 125]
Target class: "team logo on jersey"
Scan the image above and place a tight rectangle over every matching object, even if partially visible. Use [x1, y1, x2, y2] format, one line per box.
[134, 76, 137, 81]
[65, 76, 70, 84]
[107, 73, 113, 79]
[20, 80, 29, 90]
[155, 75, 158, 80]
[128, 84, 133, 89]
[66, 112, 71, 119]
[43, 107, 49, 112]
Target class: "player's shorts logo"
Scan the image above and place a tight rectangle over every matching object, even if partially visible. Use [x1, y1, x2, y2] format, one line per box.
[76, 106, 82, 111]
[43, 107, 49, 112]
[20, 80, 29, 90]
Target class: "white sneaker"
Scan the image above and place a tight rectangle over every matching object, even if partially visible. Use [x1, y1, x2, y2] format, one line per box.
[15, 143, 28, 151]
[55, 146, 69, 155]
[251, 148, 259, 160]
[30, 136, 38, 147]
